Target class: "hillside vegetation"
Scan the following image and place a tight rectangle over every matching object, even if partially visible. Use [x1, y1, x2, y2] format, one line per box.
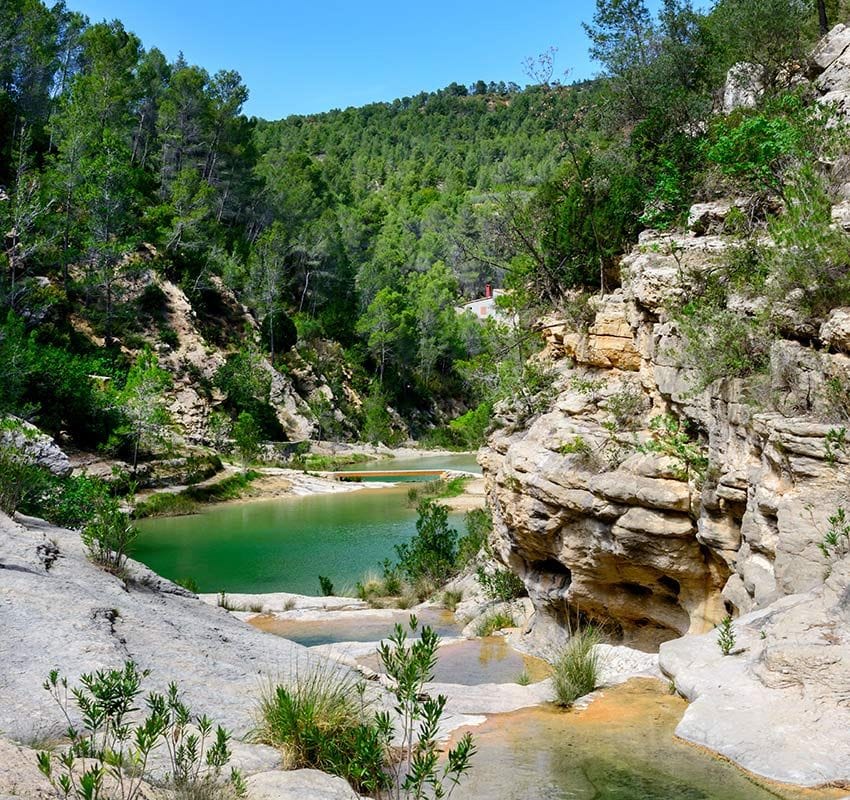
[1, 0, 850, 462]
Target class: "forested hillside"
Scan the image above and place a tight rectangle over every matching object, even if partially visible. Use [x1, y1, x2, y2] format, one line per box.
[1, 0, 849, 460]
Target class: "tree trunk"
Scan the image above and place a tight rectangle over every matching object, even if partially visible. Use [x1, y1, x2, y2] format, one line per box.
[818, 0, 829, 36]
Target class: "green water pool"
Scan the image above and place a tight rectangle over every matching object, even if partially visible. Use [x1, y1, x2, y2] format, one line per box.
[133, 485, 463, 595]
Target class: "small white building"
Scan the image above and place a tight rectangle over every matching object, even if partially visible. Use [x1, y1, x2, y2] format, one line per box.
[456, 285, 514, 325]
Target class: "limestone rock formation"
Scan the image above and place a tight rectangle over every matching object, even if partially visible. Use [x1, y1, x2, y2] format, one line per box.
[479, 208, 850, 784]
[483, 203, 850, 639]
[480, 39, 850, 765]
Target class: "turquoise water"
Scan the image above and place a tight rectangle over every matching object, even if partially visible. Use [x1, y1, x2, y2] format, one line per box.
[134, 485, 464, 595]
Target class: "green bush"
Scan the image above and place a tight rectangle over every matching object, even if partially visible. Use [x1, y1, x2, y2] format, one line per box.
[552, 626, 602, 707]
[214, 350, 284, 441]
[175, 576, 200, 593]
[40, 473, 110, 528]
[765, 166, 850, 317]
[185, 470, 261, 502]
[422, 401, 493, 450]
[376, 618, 476, 796]
[676, 301, 772, 389]
[394, 500, 459, 585]
[704, 105, 804, 193]
[318, 575, 335, 596]
[80, 498, 137, 575]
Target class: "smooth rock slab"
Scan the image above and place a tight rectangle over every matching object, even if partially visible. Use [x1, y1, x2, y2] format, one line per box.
[659, 566, 850, 787]
[0, 513, 341, 743]
[424, 679, 553, 715]
[246, 769, 361, 800]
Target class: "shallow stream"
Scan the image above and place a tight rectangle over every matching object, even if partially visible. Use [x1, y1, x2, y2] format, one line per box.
[451, 680, 845, 800]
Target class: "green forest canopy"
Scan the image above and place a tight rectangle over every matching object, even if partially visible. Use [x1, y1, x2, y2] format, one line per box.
[0, 0, 845, 447]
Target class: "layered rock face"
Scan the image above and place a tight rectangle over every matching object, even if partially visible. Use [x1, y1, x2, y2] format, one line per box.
[483, 27, 850, 652]
[482, 219, 850, 651]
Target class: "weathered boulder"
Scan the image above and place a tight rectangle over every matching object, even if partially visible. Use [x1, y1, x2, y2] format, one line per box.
[811, 23, 850, 71]
[686, 200, 733, 235]
[820, 307, 850, 352]
[722, 62, 763, 113]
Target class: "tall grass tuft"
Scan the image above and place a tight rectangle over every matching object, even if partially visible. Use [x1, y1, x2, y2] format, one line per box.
[254, 664, 387, 794]
[552, 625, 602, 707]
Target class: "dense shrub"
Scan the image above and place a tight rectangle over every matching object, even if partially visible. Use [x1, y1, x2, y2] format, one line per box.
[39, 474, 111, 528]
[394, 500, 459, 585]
[81, 498, 138, 575]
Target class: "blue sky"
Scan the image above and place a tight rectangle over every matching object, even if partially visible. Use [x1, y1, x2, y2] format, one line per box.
[68, 0, 666, 119]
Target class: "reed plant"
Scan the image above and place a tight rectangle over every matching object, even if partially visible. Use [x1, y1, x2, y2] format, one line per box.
[552, 625, 602, 707]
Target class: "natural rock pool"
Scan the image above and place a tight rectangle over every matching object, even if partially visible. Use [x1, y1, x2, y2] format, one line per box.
[133, 483, 464, 594]
[451, 680, 845, 800]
